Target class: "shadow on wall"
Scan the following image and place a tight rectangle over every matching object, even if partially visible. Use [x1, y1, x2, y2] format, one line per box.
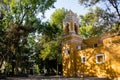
[76, 60, 117, 79]
[76, 48, 118, 79]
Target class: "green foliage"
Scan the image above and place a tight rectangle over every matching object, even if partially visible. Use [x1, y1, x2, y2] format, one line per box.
[2, 0, 56, 25]
[39, 22, 61, 60]
[79, 7, 118, 38]
[50, 8, 68, 28]
[40, 41, 60, 60]
[34, 65, 40, 74]
[39, 22, 62, 41]
[79, 0, 120, 33]
[37, 21, 62, 74]
[80, 26, 94, 38]
[0, 0, 56, 74]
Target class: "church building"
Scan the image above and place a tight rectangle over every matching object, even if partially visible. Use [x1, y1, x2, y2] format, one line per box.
[62, 11, 120, 79]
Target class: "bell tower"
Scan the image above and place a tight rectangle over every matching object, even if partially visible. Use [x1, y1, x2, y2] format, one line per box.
[62, 10, 82, 77]
[63, 10, 79, 35]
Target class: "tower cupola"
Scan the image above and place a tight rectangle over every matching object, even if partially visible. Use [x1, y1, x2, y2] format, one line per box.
[63, 10, 79, 35]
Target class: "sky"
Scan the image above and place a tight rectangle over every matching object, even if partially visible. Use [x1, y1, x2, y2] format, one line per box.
[43, 0, 89, 21]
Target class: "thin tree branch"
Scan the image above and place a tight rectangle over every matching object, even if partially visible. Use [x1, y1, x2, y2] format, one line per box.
[108, 0, 120, 19]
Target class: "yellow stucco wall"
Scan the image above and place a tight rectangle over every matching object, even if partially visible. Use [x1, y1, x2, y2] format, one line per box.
[62, 34, 120, 79]
[62, 34, 82, 77]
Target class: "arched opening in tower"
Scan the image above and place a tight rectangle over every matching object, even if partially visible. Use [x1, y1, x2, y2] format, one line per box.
[74, 23, 78, 34]
[65, 23, 69, 35]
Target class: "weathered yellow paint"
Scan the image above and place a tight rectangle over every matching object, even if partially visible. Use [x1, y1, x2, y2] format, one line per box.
[62, 11, 120, 79]
[62, 34, 120, 79]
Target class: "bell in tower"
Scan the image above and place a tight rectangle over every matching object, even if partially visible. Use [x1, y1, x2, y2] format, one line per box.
[63, 10, 79, 35]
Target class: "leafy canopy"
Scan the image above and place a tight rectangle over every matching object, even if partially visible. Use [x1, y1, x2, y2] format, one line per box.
[79, 0, 120, 38]
[0, 0, 56, 71]
[50, 8, 68, 28]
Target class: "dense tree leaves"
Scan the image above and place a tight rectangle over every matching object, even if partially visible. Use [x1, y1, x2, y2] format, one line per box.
[79, 0, 120, 35]
[37, 21, 62, 74]
[0, 0, 56, 74]
[50, 8, 68, 28]
[34, 9, 67, 74]
[40, 41, 59, 60]
[79, 6, 120, 38]
[80, 26, 94, 38]
[39, 22, 62, 61]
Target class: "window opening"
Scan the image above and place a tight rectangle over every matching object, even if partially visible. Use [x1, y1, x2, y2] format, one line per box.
[81, 56, 86, 63]
[96, 54, 105, 64]
[65, 49, 70, 54]
[93, 43, 98, 47]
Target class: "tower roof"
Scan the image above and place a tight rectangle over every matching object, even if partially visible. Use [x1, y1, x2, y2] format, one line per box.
[63, 10, 79, 25]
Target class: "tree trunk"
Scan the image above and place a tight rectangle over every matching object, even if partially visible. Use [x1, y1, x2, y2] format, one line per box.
[0, 58, 4, 69]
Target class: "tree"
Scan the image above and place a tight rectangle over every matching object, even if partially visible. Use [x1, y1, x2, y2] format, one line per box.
[80, 26, 94, 38]
[79, 6, 120, 38]
[79, 7, 104, 38]
[50, 8, 68, 29]
[0, 0, 56, 75]
[38, 22, 62, 75]
[79, 0, 120, 34]
[35, 8, 68, 75]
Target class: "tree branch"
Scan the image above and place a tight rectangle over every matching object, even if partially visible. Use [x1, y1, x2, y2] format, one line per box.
[108, 0, 120, 19]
